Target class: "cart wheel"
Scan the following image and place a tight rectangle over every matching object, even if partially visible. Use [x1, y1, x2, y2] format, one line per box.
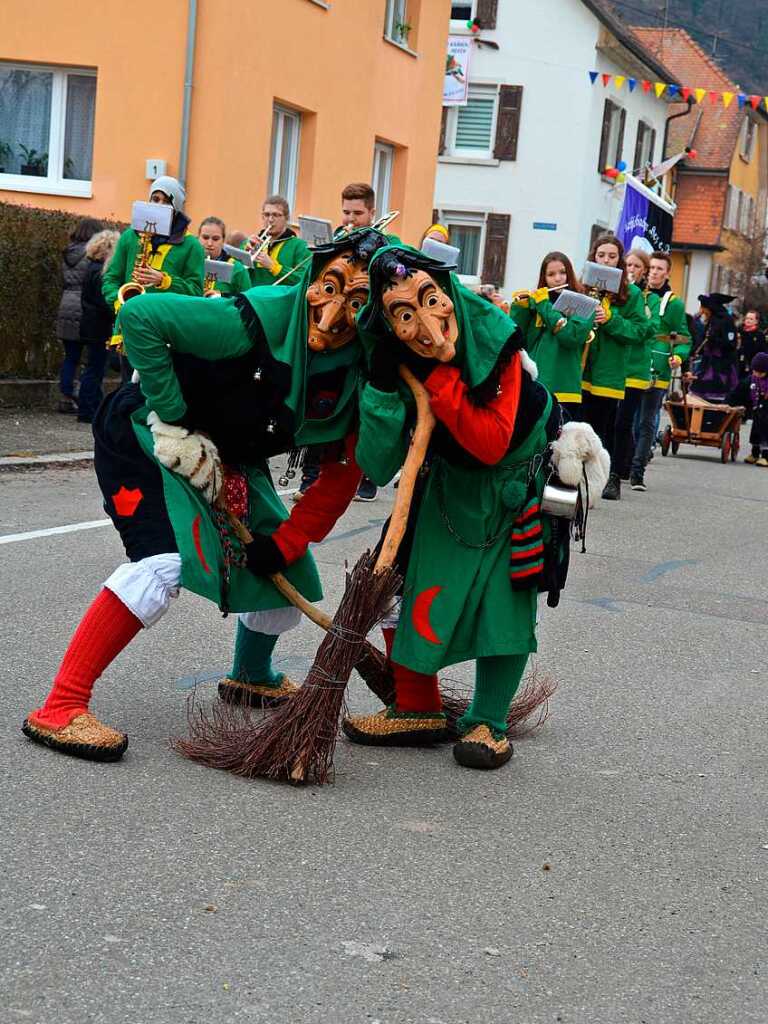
[671, 440, 680, 455]
[731, 431, 740, 462]
[721, 433, 731, 463]
[660, 426, 672, 456]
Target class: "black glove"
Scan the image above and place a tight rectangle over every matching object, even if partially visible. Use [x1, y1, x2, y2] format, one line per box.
[244, 533, 287, 576]
[369, 340, 400, 392]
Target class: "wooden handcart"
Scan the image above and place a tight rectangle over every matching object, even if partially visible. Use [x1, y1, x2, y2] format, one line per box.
[661, 379, 744, 463]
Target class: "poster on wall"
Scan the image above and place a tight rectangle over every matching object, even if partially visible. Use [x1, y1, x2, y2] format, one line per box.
[615, 176, 674, 254]
[443, 36, 473, 106]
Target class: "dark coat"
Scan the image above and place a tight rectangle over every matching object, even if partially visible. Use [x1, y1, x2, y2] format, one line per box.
[56, 242, 89, 341]
[80, 259, 114, 343]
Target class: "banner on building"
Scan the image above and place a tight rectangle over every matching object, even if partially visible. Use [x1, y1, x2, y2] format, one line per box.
[444, 36, 473, 106]
[615, 176, 675, 254]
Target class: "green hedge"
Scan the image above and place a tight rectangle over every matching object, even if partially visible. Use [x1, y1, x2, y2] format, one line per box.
[0, 201, 123, 378]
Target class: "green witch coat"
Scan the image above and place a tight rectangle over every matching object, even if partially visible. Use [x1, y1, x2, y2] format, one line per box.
[356, 246, 552, 675]
[120, 255, 364, 613]
[103, 226, 205, 307]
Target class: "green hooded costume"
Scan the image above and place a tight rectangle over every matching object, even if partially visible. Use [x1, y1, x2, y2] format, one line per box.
[355, 246, 553, 681]
[119, 230, 386, 613]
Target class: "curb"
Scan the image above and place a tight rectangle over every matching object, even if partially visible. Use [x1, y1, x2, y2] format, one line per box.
[0, 450, 94, 469]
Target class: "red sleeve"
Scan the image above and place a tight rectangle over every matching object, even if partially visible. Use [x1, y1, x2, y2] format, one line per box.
[272, 433, 362, 565]
[424, 352, 522, 465]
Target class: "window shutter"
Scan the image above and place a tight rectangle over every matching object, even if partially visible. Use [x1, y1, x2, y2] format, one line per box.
[615, 107, 626, 166]
[481, 213, 510, 287]
[598, 99, 613, 173]
[648, 128, 657, 167]
[633, 123, 644, 176]
[475, 0, 498, 29]
[439, 107, 448, 156]
[494, 85, 523, 161]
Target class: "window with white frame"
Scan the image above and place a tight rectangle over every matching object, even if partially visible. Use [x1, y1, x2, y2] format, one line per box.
[439, 210, 485, 278]
[444, 84, 498, 159]
[0, 63, 96, 194]
[384, 0, 410, 45]
[268, 104, 301, 212]
[372, 141, 394, 217]
[633, 120, 656, 173]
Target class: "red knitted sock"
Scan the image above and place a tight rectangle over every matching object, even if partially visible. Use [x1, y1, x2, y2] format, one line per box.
[382, 627, 442, 714]
[30, 589, 143, 729]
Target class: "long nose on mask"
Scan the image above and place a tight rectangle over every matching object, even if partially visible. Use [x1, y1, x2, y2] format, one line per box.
[317, 296, 345, 333]
[415, 309, 446, 348]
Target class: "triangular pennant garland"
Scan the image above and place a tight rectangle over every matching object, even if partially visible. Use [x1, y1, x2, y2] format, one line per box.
[694, 88, 707, 104]
[681, 87, 691, 102]
[589, 71, 599, 85]
[723, 91, 735, 108]
[628, 78, 637, 92]
[614, 75, 626, 89]
[642, 80, 652, 93]
[602, 73, 612, 87]
[738, 94, 747, 109]
[750, 94, 761, 110]
[654, 82, 667, 98]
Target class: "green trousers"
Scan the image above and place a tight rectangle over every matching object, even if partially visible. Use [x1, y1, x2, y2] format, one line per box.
[456, 653, 528, 738]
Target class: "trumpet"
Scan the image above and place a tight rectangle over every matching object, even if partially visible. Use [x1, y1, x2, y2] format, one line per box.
[117, 227, 154, 306]
[246, 227, 272, 259]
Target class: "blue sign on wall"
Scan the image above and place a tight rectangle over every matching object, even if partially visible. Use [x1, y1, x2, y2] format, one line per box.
[533, 222, 558, 231]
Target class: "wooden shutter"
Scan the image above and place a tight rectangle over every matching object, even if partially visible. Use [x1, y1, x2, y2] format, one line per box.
[494, 85, 523, 161]
[598, 99, 613, 173]
[481, 213, 510, 287]
[633, 123, 645, 176]
[475, 0, 498, 28]
[439, 107, 448, 156]
[615, 107, 626, 166]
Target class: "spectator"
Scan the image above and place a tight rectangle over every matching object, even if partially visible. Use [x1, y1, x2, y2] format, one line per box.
[56, 217, 103, 412]
[738, 309, 767, 375]
[745, 352, 768, 465]
[77, 230, 120, 423]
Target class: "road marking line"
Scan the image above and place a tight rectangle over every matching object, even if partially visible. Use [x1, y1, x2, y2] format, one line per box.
[0, 489, 298, 546]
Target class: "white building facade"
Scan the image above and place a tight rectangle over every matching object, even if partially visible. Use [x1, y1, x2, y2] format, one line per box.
[435, 0, 678, 294]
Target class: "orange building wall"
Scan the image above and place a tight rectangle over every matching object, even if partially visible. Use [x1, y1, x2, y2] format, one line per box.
[0, 0, 450, 244]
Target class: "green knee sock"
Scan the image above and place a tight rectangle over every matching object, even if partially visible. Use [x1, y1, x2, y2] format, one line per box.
[231, 621, 283, 687]
[457, 654, 528, 738]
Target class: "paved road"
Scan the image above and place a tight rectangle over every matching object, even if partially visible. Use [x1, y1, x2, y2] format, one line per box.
[1, 438, 766, 1024]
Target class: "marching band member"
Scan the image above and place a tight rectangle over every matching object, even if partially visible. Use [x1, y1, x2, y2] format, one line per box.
[612, 249, 654, 488]
[246, 195, 309, 288]
[512, 251, 595, 420]
[197, 216, 251, 297]
[102, 176, 205, 308]
[580, 234, 650, 501]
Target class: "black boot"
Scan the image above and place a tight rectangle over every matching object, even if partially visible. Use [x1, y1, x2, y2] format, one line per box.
[602, 472, 621, 501]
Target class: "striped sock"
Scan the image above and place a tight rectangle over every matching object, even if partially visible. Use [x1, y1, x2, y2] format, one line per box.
[509, 496, 544, 589]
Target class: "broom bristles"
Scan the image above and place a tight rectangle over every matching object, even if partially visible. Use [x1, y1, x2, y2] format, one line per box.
[173, 551, 402, 785]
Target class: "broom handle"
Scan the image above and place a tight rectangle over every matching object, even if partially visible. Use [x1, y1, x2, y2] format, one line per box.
[373, 365, 435, 573]
[219, 362, 435, 613]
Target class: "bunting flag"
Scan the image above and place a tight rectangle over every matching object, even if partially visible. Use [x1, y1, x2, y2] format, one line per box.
[588, 71, 768, 111]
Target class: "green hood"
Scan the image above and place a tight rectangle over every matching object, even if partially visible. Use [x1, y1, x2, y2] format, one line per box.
[241, 229, 387, 445]
[357, 244, 518, 391]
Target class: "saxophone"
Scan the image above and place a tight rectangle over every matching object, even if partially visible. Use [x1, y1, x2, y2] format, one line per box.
[581, 287, 610, 372]
[203, 271, 217, 296]
[117, 226, 154, 306]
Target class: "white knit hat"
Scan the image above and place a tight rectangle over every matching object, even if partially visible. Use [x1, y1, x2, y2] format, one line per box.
[149, 176, 186, 212]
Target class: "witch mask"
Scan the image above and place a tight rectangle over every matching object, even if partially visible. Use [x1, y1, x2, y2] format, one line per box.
[382, 270, 458, 362]
[306, 252, 369, 352]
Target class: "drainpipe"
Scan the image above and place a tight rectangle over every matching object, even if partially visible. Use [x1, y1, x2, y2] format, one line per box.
[663, 96, 694, 160]
[178, 0, 198, 188]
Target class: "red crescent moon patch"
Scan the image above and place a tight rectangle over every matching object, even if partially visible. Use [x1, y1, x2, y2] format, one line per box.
[412, 585, 443, 645]
[192, 515, 212, 574]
